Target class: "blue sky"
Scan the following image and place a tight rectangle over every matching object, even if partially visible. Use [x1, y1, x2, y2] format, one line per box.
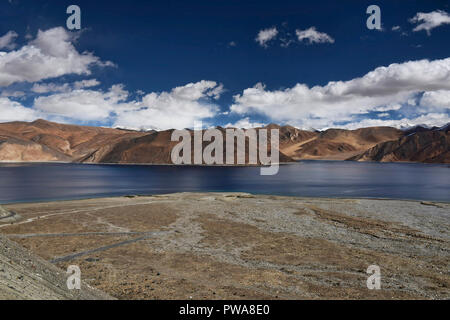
[0, 0, 449, 130]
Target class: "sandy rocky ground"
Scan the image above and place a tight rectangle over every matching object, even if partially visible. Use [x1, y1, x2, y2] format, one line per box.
[0, 193, 449, 300]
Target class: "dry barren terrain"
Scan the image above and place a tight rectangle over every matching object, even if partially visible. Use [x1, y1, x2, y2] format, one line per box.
[0, 193, 448, 300]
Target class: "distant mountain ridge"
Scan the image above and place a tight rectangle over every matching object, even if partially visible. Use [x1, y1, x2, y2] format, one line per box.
[349, 124, 449, 163]
[0, 119, 448, 164]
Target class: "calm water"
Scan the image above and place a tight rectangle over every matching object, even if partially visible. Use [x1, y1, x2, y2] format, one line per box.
[0, 161, 448, 204]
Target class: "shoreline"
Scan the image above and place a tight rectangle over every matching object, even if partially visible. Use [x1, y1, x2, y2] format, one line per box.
[1, 192, 450, 206]
[1, 159, 449, 166]
[0, 161, 294, 167]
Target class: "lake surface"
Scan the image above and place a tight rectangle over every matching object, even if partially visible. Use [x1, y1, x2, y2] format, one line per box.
[0, 161, 448, 204]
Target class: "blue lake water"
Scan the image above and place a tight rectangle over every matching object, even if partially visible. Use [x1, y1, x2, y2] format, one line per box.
[0, 161, 448, 204]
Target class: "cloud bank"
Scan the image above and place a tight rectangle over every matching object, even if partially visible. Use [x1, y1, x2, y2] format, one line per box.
[231, 58, 450, 129]
[114, 81, 224, 130]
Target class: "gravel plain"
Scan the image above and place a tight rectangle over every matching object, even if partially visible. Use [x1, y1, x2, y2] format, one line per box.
[0, 193, 449, 299]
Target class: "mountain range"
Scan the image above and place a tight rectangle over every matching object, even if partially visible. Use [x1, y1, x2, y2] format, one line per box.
[0, 119, 448, 164]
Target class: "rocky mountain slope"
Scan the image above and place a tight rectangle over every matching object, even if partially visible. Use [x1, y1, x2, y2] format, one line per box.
[350, 127, 450, 163]
[282, 126, 404, 160]
[0, 120, 147, 163]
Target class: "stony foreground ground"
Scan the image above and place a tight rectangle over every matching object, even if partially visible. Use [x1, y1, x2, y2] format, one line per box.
[0, 233, 112, 299]
[0, 193, 449, 299]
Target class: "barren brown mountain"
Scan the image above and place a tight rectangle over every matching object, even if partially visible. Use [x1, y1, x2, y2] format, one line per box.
[0, 120, 147, 162]
[282, 126, 403, 160]
[0, 120, 448, 164]
[0, 127, 70, 162]
[0, 120, 292, 164]
[350, 129, 450, 163]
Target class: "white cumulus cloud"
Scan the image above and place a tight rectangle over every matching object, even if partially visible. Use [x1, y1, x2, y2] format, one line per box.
[410, 10, 450, 35]
[420, 90, 450, 111]
[31, 79, 100, 93]
[0, 97, 39, 122]
[255, 27, 278, 47]
[74, 79, 101, 90]
[225, 117, 266, 129]
[0, 27, 113, 87]
[295, 27, 334, 44]
[33, 84, 129, 121]
[0, 90, 25, 98]
[31, 83, 70, 94]
[0, 31, 18, 50]
[114, 81, 223, 130]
